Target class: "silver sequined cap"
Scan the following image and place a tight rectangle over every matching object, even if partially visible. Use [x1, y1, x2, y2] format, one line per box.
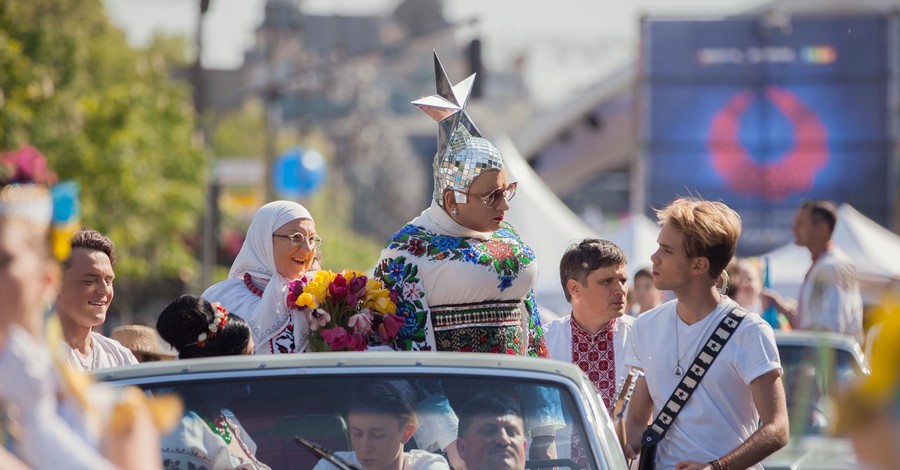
[413, 51, 504, 207]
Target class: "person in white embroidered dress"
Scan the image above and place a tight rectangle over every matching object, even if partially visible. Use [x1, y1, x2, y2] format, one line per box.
[203, 201, 319, 355]
[543, 239, 634, 467]
[374, 52, 559, 465]
[761, 200, 864, 344]
[313, 381, 450, 470]
[57, 228, 137, 370]
[0, 170, 165, 470]
[157, 295, 270, 470]
[623, 198, 789, 470]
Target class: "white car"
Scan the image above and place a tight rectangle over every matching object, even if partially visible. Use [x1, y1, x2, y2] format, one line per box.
[762, 330, 868, 470]
[97, 352, 630, 470]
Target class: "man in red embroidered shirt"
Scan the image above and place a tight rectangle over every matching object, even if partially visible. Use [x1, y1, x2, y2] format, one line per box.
[543, 239, 634, 466]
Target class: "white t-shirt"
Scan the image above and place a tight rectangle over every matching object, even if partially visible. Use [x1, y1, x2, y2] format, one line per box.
[62, 332, 138, 371]
[312, 449, 450, 470]
[624, 299, 781, 470]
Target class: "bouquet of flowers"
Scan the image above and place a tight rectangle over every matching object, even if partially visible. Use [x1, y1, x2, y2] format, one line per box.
[287, 269, 404, 351]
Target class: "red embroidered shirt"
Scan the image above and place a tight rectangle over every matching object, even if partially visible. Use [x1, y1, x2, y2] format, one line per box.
[571, 317, 617, 413]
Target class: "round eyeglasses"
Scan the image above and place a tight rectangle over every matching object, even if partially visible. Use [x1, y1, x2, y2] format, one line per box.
[273, 233, 323, 249]
[472, 182, 518, 208]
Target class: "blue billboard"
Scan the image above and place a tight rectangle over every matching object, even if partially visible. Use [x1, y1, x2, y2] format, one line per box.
[642, 15, 894, 255]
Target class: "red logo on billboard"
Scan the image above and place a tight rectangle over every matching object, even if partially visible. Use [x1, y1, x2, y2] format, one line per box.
[709, 86, 828, 201]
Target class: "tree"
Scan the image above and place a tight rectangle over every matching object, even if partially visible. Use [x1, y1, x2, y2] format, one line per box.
[0, 1, 206, 302]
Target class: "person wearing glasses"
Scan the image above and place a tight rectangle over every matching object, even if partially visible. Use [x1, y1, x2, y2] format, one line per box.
[375, 53, 547, 357]
[374, 53, 560, 465]
[203, 201, 323, 354]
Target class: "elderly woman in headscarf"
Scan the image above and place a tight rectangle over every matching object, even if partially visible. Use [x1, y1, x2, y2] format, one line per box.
[374, 53, 561, 463]
[203, 201, 321, 355]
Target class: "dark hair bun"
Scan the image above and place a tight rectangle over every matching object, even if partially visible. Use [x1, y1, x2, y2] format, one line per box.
[156, 295, 251, 359]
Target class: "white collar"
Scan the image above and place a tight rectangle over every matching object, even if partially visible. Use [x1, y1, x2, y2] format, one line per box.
[411, 201, 495, 240]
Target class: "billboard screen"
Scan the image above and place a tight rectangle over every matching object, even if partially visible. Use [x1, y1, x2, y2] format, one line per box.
[642, 15, 893, 255]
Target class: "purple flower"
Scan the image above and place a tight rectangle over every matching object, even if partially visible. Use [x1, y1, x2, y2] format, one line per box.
[378, 314, 404, 341]
[286, 277, 308, 307]
[346, 275, 368, 306]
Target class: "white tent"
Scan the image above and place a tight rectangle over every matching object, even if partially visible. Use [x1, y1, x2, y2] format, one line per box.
[494, 135, 602, 317]
[762, 204, 900, 304]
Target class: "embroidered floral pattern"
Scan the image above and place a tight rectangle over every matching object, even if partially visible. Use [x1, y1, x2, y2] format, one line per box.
[375, 256, 432, 351]
[385, 222, 535, 291]
[376, 223, 549, 356]
[269, 317, 296, 354]
[524, 291, 549, 358]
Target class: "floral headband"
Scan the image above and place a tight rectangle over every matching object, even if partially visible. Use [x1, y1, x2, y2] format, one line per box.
[192, 302, 229, 348]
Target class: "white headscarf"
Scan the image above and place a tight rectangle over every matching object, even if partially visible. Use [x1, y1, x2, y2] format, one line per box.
[206, 201, 313, 353]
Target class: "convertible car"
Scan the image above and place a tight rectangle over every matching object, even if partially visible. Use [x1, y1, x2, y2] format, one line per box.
[96, 352, 630, 470]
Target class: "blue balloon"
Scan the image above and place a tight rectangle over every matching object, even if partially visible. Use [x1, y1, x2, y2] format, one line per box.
[273, 147, 327, 198]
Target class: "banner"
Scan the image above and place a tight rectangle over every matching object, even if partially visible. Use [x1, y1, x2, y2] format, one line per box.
[642, 15, 893, 255]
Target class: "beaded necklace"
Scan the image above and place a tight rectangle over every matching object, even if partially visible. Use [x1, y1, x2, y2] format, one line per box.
[204, 415, 232, 444]
[243, 273, 263, 298]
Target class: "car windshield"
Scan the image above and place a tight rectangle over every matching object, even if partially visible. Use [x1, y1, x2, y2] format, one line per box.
[141, 372, 601, 470]
[777, 344, 862, 436]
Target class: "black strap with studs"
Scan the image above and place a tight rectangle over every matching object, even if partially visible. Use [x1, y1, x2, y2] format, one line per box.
[641, 305, 747, 447]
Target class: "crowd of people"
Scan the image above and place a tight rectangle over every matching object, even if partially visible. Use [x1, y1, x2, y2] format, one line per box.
[0, 52, 885, 470]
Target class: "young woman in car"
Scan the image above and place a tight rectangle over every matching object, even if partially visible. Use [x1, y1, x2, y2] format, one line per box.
[157, 294, 270, 470]
[203, 201, 321, 355]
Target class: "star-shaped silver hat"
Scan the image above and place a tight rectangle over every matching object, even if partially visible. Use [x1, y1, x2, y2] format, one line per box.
[413, 51, 504, 207]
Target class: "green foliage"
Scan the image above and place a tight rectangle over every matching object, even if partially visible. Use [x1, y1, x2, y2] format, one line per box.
[306, 173, 385, 273]
[0, 0, 206, 281]
[209, 103, 384, 276]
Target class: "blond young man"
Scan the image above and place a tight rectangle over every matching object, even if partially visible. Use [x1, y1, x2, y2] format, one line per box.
[624, 198, 788, 470]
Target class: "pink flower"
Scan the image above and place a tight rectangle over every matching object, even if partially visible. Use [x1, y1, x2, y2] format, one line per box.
[348, 332, 367, 351]
[403, 282, 421, 298]
[328, 274, 349, 300]
[378, 314, 404, 341]
[348, 309, 373, 334]
[0, 145, 57, 186]
[305, 308, 331, 331]
[321, 327, 350, 350]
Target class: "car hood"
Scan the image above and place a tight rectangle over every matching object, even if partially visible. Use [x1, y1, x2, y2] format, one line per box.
[762, 436, 857, 470]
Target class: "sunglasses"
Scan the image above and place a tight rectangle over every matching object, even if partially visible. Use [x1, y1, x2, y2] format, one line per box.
[470, 182, 518, 208]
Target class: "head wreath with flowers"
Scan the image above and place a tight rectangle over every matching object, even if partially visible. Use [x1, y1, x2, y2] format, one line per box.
[0, 145, 79, 261]
[191, 302, 229, 348]
[286, 269, 401, 351]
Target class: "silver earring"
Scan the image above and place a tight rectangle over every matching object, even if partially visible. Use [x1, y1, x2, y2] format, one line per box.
[451, 207, 459, 216]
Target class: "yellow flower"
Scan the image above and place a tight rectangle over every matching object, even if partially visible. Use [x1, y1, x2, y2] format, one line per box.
[363, 279, 396, 314]
[296, 292, 318, 310]
[341, 269, 366, 282]
[304, 270, 333, 303]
